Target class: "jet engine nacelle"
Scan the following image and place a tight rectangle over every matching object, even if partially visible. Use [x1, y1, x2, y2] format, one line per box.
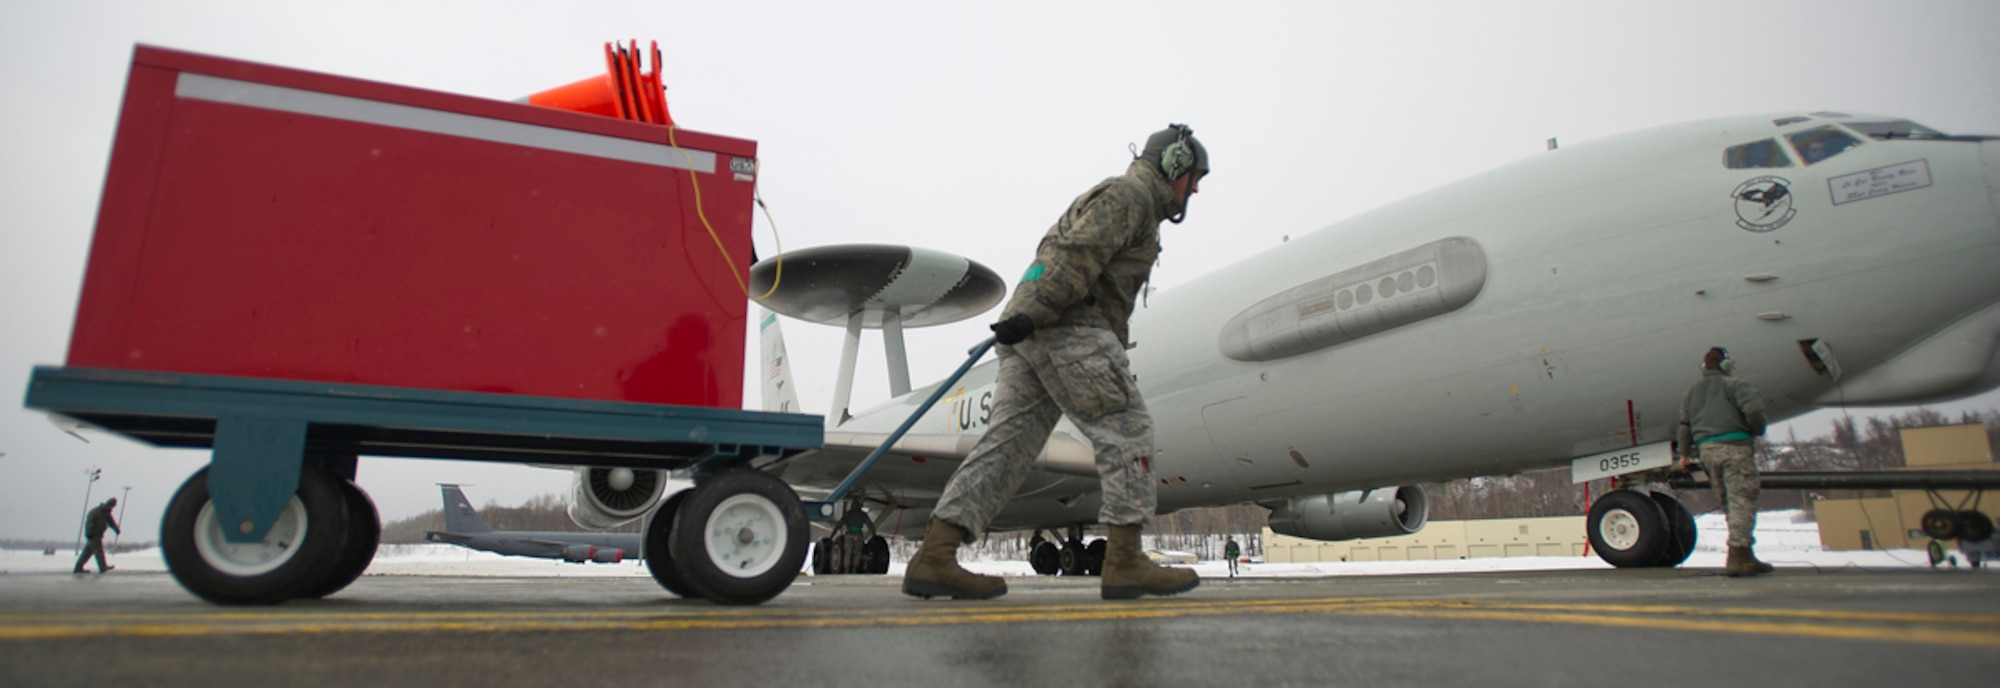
[1264, 486, 1428, 542]
[562, 544, 596, 563]
[591, 548, 625, 564]
[568, 466, 669, 530]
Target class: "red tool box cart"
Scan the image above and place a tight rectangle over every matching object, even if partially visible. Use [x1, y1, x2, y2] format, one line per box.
[23, 46, 822, 605]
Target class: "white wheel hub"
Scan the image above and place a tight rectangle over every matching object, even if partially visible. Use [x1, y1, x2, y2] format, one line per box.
[192, 497, 309, 576]
[702, 493, 785, 578]
[1600, 508, 1641, 551]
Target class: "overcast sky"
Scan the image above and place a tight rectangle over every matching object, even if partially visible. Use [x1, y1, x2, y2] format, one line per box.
[4, 1, 1998, 541]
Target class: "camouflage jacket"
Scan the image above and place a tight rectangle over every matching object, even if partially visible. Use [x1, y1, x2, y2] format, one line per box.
[85, 504, 119, 539]
[1678, 371, 1766, 447]
[1001, 160, 1174, 345]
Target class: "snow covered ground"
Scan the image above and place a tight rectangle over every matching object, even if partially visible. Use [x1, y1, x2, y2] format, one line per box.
[4, 510, 1984, 579]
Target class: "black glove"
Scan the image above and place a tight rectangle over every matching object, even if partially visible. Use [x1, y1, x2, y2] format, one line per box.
[991, 314, 1035, 345]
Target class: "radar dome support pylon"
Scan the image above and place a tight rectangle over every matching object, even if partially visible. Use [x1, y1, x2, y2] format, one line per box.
[749, 244, 1005, 425]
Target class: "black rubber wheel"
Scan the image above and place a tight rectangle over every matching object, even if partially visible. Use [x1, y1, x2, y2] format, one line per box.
[667, 469, 809, 605]
[298, 478, 380, 599]
[161, 464, 347, 605]
[1058, 540, 1088, 576]
[1648, 492, 1697, 568]
[865, 535, 890, 574]
[1029, 540, 1061, 575]
[1085, 538, 1107, 577]
[1587, 490, 1668, 568]
[811, 537, 830, 575]
[1921, 509, 1961, 540]
[644, 490, 699, 598]
[1958, 510, 1994, 543]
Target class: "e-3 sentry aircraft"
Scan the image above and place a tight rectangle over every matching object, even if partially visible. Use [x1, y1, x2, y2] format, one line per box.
[425, 484, 641, 564]
[561, 111, 1999, 582]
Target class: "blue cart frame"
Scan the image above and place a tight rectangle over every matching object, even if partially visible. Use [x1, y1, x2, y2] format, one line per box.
[25, 365, 824, 605]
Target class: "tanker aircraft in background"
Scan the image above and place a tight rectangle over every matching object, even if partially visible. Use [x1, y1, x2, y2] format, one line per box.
[425, 484, 641, 564]
[561, 111, 2000, 582]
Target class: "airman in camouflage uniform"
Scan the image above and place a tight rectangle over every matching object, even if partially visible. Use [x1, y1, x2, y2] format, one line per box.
[905, 125, 1209, 601]
[1676, 347, 1774, 577]
[74, 498, 121, 574]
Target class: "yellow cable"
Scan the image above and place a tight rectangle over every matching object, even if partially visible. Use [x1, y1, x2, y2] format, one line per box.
[665, 124, 780, 301]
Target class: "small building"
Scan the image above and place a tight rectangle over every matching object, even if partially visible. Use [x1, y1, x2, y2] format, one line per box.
[1812, 424, 1997, 551]
[1263, 515, 1587, 563]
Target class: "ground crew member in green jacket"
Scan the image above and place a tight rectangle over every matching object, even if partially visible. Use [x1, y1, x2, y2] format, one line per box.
[1224, 536, 1241, 578]
[904, 124, 1209, 601]
[74, 498, 121, 574]
[1676, 347, 1774, 577]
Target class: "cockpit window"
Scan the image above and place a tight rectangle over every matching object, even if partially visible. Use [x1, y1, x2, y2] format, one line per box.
[1844, 119, 1947, 141]
[1724, 138, 1793, 169]
[1787, 126, 1863, 165]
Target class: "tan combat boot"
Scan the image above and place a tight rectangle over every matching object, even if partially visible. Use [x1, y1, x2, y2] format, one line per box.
[901, 519, 1007, 600]
[1725, 545, 1773, 577]
[1100, 524, 1199, 600]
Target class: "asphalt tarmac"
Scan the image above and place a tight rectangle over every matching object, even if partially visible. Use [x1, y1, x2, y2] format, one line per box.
[2, 565, 1997, 687]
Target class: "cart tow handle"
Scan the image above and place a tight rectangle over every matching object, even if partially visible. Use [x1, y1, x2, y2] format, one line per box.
[805, 336, 995, 522]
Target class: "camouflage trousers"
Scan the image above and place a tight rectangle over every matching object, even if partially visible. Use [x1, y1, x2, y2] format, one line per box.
[931, 327, 1156, 542]
[1704, 442, 1760, 548]
[73, 537, 109, 572]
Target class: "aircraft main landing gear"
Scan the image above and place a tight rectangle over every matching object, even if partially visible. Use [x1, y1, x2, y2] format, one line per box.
[1587, 489, 1698, 568]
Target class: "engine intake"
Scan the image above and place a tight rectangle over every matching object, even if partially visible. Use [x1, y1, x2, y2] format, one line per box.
[568, 466, 668, 530]
[1264, 486, 1428, 542]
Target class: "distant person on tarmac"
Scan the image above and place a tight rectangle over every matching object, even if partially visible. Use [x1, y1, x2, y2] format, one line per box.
[74, 498, 121, 574]
[1224, 536, 1241, 578]
[1676, 347, 1774, 577]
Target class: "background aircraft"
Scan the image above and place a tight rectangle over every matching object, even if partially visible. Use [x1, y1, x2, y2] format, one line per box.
[567, 110, 2000, 580]
[425, 484, 641, 564]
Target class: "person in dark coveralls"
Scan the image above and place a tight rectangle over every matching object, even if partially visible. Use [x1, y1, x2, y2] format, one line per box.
[74, 498, 121, 574]
[1224, 536, 1241, 578]
[903, 124, 1210, 601]
[1676, 347, 1775, 577]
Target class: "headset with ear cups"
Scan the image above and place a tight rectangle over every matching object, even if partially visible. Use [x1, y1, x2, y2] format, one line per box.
[1159, 123, 1196, 180]
[1710, 347, 1735, 374]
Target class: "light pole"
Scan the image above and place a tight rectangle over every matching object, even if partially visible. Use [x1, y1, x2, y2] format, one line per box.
[114, 486, 131, 548]
[73, 466, 101, 553]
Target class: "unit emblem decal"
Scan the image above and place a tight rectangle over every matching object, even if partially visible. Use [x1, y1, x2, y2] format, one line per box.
[1731, 176, 1795, 232]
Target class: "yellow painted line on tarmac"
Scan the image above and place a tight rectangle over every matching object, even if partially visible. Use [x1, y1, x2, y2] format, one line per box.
[3, 597, 1996, 649]
[1350, 606, 2000, 650]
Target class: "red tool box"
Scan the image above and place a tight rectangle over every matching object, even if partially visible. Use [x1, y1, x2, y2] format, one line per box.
[67, 46, 756, 408]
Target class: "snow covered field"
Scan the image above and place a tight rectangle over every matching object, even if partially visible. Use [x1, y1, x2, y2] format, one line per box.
[4, 510, 1983, 579]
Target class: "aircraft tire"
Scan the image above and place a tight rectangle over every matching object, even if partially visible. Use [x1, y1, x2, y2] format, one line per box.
[645, 490, 699, 598]
[161, 464, 347, 605]
[1920, 509, 1961, 541]
[1958, 511, 1994, 543]
[1587, 490, 1668, 569]
[1648, 492, 1697, 568]
[1085, 538, 1106, 577]
[1029, 541, 1061, 576]
[667, 469, 808, 605]
[297, 477, 380, 599]
[811, 537, 830, 575]
[1058, 539, 1088, 576]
